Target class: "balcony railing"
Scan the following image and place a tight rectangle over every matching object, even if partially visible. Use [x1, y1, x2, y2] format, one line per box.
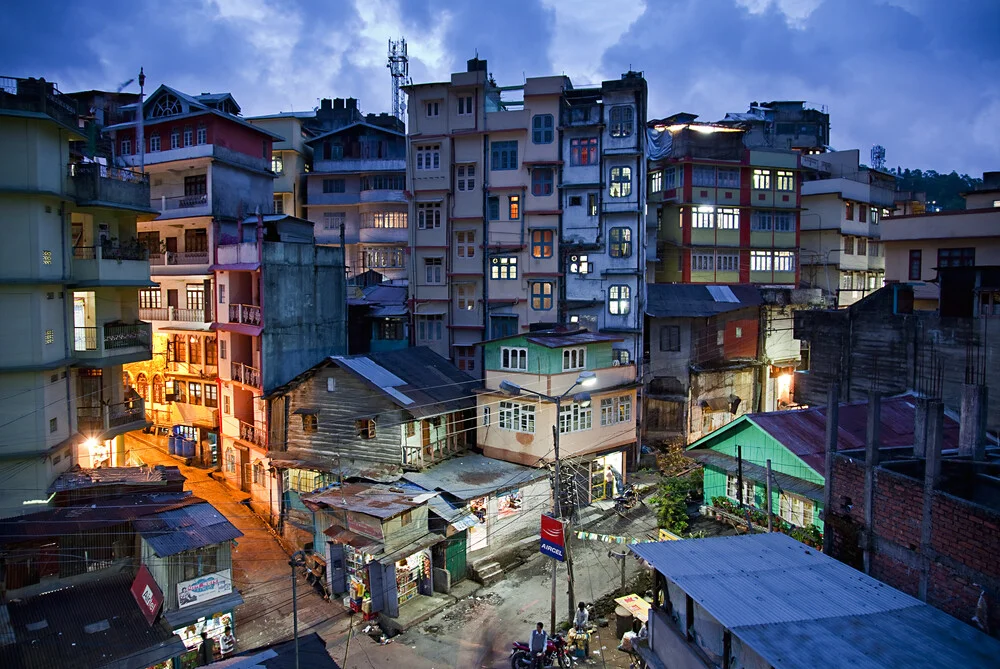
[139, 306, 205, 323]
[239, 420, 267, 447]
[148, 251, 210, 266]
[74, 322, 152, 357]
[78, 399, 146, 435]
[73, 240, 149, 262]
[0, 76, 78, 129]
[150, 193, 209, 213]
[231, 361, 261, 389]
[228, 303, 262, 326]
[69, 162, 151, 211]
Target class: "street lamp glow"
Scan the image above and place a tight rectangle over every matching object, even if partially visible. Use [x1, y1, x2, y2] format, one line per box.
[576, 371, 597, 388]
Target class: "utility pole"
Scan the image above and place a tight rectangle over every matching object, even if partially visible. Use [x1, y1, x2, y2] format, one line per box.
[737, 445, 752, 533]
[609, 550, 627, 592]
[766, 459, 773, 532]
[551, 423, 560, 634]
[137, 67, 146, 174]
[289, 550, 307, 669]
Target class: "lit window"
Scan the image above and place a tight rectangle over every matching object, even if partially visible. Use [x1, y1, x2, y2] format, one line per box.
[609, 227, 632, 257]
[649, 170, 663, 193]
[456, 284, 476, 311]
[608, 285, 630, 315]
[570, 138, 598, 166]
[355, 418, 375, 438]
[717, 208, 739, 229]
[271, 153, 284, 174]
[692, 206, 714, 229]
[600, 396, 632, 425]
[750, 251, 772, 272]
[609, 106, 634, 137]
[42, 250, 52, 265]
[491, 256, 517, 280]
[752, 169, 771, 190]
[569, 254, 591, 274]
[456, 230, 476, 257]
[775, 170, 795, 191]
[587, 193, 598, 216]
[531, 230, 554, 258]
[609, 166, 632, 198]
[44, 329, 54, 344]
[531, 282, 553, 311]
[508, 195, 520, 220]
[532, 114, 554, 144]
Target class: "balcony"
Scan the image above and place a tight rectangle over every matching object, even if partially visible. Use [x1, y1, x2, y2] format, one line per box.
[0, 76, 78, 130]
[228, 303, 262, 326]
[139, 306, 206, 323]
[150, 193, 211, 218]
[74, 322, 152, 364]
[231, 361, 261, 389]
[148, 251, 211, 269]
[359, 189, 407, 204]
[239, 420, 267, 447]
[69, 163, 152, 212]
[312, 158, 406, 174]
[72, 241, 151, 286]
[122, 143, 270, 172]
[359, 227, 408, 244]
[77, 399, 146, 437]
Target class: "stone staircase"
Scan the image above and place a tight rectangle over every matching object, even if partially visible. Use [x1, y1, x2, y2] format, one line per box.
[470, 556, 505, 586]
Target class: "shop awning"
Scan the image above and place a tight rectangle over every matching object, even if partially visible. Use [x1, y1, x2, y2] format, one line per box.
[425, 495, 480, 532]
[163, 590, 244, 628]
[376, 532, 444, 565]
[324, 528, 382, 552]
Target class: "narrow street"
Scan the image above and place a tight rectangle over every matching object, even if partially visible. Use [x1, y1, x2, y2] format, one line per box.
[129, 433, 656, 667]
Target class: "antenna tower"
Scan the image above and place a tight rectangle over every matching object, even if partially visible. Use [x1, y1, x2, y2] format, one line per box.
[387, 38, 410, 122]
[871, 144, 886, 171]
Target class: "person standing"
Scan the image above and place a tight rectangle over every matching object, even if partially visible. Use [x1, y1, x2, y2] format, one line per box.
[574, 602, 590, 656]
[197, 631, 214, 666]
[529, 622, 548, 669]
[219, 626, 235, 658]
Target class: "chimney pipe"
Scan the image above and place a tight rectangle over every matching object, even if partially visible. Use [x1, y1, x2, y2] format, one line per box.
[958, 384, 988, 460]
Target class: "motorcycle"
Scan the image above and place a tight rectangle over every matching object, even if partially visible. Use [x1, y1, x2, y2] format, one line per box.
[510, 632, 572, 668]
[614, 483, 643, 515]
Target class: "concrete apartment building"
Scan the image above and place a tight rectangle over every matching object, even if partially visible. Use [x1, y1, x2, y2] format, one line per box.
[214, 215, 346, 516]
[798, 150, 897, 307]
[0, 76, 155, 514]
[405, 59, 647, 376]
[882, 171, 1000, 311]
[720, 100, 831, 154]
[304, 101, 408, 282]
[248, 111, 314, 219]
[104, 85, 279, 463]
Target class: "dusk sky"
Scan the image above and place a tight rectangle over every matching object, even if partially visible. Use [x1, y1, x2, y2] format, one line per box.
[3, 0, 997, 176]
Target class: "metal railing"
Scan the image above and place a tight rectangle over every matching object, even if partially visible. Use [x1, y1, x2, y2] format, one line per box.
[77, 399, 145, 434]
[73, 240, 149, 262]
[228, 303, 262, 326]
[151, 193, 209, 211]
[0, 76, 78, 128]
[239, 420, 267, 447]
[139, 307, 205, 322]
[68, 162, 148, 185]
[104, 322, 151, 350]
[231, 361, 261, 388]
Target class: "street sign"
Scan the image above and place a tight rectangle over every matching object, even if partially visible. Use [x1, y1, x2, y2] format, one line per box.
[540, 514, 565, 561]
[130, 564, 164, 626]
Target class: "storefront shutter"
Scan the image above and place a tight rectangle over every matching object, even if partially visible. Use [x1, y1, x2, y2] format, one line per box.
[368, 562, 385, 614]
[327, 543, 346, 595]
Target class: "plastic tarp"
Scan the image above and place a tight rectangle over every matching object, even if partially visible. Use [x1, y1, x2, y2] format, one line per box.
[646, 126, 673, 160]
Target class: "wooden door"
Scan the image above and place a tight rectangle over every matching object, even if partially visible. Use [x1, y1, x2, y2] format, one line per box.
[165, 237, 178, 253]
[167, 289, 179, 309]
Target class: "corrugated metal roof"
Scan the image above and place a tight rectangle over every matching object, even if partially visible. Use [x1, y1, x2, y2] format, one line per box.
[48, 465, 184, 493]
[630, 534, 1000, 668]
[304, 483, 435, 519]
[402, 454, 548, 501]
[332, 356, 413, 404]
[0, 572, 186, 669]
[366, 347, 478, 417]
[524, 331, 625, 348]
[134, 502, 243, 557]
[646, 283, 761, 318]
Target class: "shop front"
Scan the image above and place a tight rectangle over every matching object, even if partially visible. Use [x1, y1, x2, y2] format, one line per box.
[589, 450, 626, 502]
[162, 569, 243, 668]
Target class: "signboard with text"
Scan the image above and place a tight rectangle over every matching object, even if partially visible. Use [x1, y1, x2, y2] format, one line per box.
[177, 568, 233, 608]
[540, 514, 565, 561]
[130, 565, 164, 626]
[615, 594, 651, 622]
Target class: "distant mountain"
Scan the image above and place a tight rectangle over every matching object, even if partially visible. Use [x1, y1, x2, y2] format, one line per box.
[890, 168, 983, 211]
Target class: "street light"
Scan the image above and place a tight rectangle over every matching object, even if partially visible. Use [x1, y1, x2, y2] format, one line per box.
[289, 550, 307, 669]
[498, 371, 597, 630]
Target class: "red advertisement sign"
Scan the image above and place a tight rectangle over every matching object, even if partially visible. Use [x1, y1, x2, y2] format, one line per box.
[540, 514, 566, 561]
[130, 564, 164, 626]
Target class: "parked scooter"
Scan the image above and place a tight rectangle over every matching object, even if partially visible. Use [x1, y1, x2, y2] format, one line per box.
[510, 632, 572, 668]
[614, 483, 643, 515]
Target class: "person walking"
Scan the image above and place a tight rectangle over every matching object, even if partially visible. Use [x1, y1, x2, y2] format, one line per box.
[219, 626, 235, 658]
[529, 621, 548, 669]
[574, 602, 591, 657]
[197, 631, 214, 666]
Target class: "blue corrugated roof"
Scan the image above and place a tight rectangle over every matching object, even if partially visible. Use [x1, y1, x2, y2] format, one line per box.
[134, 502, 243, 557]
[402, 454, 548, 501]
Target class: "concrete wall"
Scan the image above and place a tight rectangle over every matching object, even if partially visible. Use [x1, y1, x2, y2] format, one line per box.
[260, 242, 346, 392]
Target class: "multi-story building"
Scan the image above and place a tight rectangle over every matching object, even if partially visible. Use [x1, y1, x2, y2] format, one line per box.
[304, 104, 407, 282]
[215, 215, 346, 517]
[0, 76, 155, 515]
[882, 171, 1000, 311]
[647, 115, 801, 287]
[476, 328, 638, 507]
[798, 150, 896, 307]
[405, 59, 647, 377]
[248, 111, 315, 219]
[104, 84, 280, 461]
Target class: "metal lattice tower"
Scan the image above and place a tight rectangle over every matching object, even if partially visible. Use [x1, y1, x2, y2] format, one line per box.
[387, 38, 409, 121]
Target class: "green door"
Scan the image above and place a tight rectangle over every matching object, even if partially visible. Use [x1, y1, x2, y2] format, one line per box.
[445, 531, 467, 582]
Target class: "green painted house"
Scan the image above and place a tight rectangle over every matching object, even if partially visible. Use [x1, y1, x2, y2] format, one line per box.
[686, 412, 827, 531]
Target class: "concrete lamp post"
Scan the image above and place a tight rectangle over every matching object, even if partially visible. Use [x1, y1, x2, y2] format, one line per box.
[498, 371, 597, 632]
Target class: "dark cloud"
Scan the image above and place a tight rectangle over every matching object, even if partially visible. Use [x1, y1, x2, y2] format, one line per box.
[1, 0, 994, 174]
